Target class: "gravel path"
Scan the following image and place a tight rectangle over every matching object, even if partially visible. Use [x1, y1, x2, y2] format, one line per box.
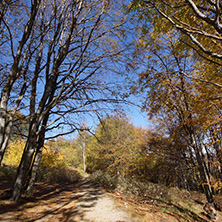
[71, 179, 136, 222]
[0, 178, 138, 222]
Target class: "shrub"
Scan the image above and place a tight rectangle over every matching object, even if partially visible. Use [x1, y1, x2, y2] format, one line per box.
[0, 165, 17, 181]
[36, 167, 82, 183]
[90, 170, 170, 201]
[116, 176, 170, 200]
[90, 170, 118, 190]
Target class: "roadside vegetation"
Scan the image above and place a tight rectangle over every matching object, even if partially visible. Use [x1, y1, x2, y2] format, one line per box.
[0, 165, 82, 186]
[90, 170, 222, 222]
[1, 165, 222, 221]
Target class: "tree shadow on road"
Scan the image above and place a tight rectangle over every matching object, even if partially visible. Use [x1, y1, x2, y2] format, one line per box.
[0, 178, 104, 221]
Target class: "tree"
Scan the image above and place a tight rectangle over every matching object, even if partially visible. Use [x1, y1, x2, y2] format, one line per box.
[0, 0, 40, 164]
[131, 0, 222, 66]
[40, 138, 66, 168]
[8, 0, 131, 201]
[129, 0, 222, 204]
[136, 36, 221, 203]
[74, 123, 91, 172]
[87, 113, 144, 176]
[130, 0, 222, 110]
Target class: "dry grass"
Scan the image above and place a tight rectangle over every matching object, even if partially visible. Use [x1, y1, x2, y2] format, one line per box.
[90, 170, 222, 222]
[0, 165, 83, 184]
[1, 167, 222, 221]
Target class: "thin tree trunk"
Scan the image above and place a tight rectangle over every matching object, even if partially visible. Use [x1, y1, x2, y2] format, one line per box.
[0, 82, 27, 165]
[0, 0, 41, 163]
[25, 146, 43, 195]
[82, 141, 86, 172]
[0, 85, 12, 160]
[179, 161, 189, 191]
[190, 133, 215, 203]
[0, 121, 11, 164]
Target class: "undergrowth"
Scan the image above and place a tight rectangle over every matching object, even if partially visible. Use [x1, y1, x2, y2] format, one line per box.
[89, 170, 217, 221]
[90, 170, 170, 201]
[36, 167, 82, 183]
[0, 165, 17, 181]
[0, 165, 82, 183]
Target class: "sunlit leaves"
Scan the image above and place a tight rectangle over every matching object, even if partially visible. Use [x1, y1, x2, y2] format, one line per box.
[3, 140, 25, 166]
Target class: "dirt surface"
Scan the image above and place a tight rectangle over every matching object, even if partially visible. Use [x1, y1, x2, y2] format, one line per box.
[0, 178, 138, 222]
[1, 178, 217, 222]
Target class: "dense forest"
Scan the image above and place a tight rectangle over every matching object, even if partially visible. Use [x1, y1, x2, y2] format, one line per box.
[0, 0, 221, 220]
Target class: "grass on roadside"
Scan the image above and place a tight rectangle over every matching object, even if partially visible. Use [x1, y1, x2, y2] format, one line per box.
[0, 165, 82, 184]
[89, 170, 221, 222]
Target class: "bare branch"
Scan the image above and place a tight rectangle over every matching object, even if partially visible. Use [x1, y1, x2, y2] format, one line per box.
[180, 71, 222, 88]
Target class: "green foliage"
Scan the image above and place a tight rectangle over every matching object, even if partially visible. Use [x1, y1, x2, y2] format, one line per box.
[0, 165, 82, 184]
[86, 113, 147, 176]
[3, 135, 90, 173]
[40, 136, 90, 169]
[40, 139, 66, 168]
[62, 140, 82, 168]
[86, 114, 170, 184]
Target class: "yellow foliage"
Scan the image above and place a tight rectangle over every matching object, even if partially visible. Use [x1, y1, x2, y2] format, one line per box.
[3, 140, 25, 166]
[40, 142, 66, 168]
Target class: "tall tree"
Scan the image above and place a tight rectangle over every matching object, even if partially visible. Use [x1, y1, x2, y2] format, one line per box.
[131, 0, 222, 63]
[0, 0, 41, 164]
[129, 0, 222, 204]
[8, 0, 131, 201]
[87, 113, 143, 176]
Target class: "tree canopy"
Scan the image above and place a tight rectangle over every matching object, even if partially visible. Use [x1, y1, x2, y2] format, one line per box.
[0, 0, 221, 206]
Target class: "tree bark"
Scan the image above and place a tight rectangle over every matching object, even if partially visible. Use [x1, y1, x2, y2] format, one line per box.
[25, 146, 43, 196]
[0, 81, 27, 165]
[25, 112, 49, 195]
[190, 133, 215, 203]
[11, 129, 38, 201]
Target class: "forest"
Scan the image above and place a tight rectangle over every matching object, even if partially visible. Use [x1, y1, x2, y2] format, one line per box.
[0, 0, 222, 221]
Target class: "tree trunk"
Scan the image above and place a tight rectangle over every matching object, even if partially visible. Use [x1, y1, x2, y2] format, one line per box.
[25, 113, 49, 195]
[11, 130, 37, 201]
[190, 133, 215, 203]
[25, 146, 43, 195]
[82, 141, 86, 172]
[0, 88, 11, 161]
[0, 82, 26, 165]
[0, 0, 41, 163]
[0, 121, 11, 164]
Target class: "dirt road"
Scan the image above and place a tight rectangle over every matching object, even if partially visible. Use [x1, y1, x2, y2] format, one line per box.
[0, 178, 137, 222]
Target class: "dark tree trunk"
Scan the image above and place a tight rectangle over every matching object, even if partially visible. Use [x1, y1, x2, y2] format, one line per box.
[25, 146, 43, 195]
[11, 128, 38, 201]
[25, 113, 49, 195]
